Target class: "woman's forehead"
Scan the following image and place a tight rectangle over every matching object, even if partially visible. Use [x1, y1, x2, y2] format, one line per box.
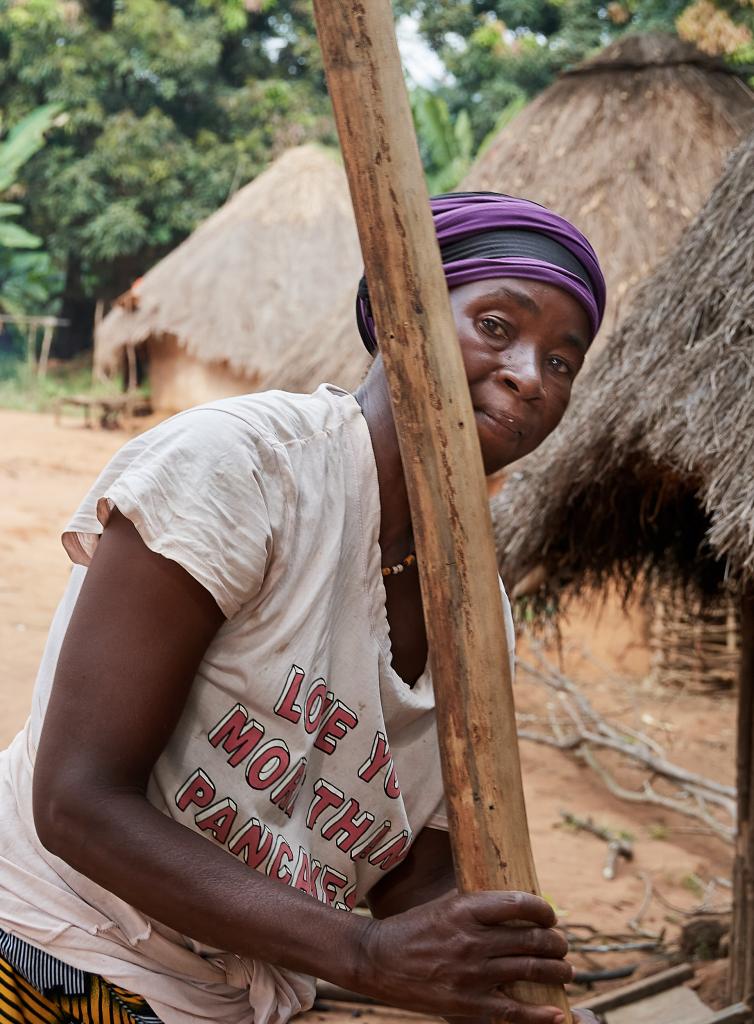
[451, 277, 591, 340]
[453, 275, 574, 305]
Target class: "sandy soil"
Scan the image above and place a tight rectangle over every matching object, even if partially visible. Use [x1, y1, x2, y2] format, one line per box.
[0, 410, 129, 737]
[0, 408, 735, 1000]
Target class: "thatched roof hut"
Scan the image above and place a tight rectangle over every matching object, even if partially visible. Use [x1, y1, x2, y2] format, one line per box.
[492, 128, 754, 1006]
[95, 145, 364, 410]
[462, 32, 754, 351]
[495, 129, 754, 607]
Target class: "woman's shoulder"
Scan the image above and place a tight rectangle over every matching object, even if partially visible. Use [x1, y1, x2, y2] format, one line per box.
[85, 384, 357, 487]
[61, 385, 361, 575]
[190, 383, 359, 450]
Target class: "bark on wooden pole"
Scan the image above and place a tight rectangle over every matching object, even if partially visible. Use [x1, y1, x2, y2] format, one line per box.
[311, 3, 571, 1021]
[731, 591, 754, 1006]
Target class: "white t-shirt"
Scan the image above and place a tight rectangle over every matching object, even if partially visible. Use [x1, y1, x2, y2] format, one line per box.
[0, 384, 515, 1024]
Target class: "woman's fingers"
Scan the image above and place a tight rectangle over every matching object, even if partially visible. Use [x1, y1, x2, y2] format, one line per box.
[479, 993, 596, 1024]
[480, 992, 570, 1024]
[484, 924, 569, 960]
[483, 955, 574, 987]
[467, 890, 558, 929]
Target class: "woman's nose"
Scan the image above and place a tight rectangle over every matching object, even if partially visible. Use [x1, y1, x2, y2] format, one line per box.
[495, 347, 544, 400]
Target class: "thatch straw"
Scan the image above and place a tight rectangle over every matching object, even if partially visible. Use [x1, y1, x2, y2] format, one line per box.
[462, 33, 754, 352]
[257, 290, 371, 394]
[94, 145, 363, 384]
[494, 129, 754, 605]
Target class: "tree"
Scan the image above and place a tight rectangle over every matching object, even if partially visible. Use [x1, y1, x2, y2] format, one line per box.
[411, 89, 475, 193]
[0, 0, 335, 352]
[0, 103, 62, 315]
[396, 0, 754, 149]
[676, 0, 754, 60]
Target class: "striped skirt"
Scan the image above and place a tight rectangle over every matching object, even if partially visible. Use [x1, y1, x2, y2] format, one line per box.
[0, 929, 163, 1024]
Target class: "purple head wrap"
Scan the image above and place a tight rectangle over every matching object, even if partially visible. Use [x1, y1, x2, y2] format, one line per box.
[356, 192, 606, 353]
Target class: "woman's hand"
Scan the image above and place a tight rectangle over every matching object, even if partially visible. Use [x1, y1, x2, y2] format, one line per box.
[351, 889, 577, 1024]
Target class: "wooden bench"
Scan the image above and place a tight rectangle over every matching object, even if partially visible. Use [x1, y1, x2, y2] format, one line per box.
[54, 393, 151, 430]
[576, 964, 751, 1023]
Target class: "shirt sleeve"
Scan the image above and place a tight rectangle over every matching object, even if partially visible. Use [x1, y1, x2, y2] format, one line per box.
[62, 408, 290, 619]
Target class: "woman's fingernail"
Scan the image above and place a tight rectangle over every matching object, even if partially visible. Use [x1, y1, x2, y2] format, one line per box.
[552, 1013, 565, 1024]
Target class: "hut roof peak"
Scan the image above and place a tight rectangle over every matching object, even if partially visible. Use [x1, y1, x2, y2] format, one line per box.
[569, 32, 730, 76]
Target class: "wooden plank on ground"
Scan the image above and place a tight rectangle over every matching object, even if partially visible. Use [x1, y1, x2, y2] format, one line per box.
[304, 1000, 440, 1024]
[731, 592, 754, 1006]
[606, 985, 708, 1024]
[305, 991, 751, 1024]
[702, 1004, 752, 1024]
[575, 964, 695, 1014]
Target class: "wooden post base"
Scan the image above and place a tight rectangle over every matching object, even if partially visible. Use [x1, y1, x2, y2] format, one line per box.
[731, 591, 754, 1006]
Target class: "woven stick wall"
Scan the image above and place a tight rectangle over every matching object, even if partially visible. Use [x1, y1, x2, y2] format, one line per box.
[650, 586, 741, 689]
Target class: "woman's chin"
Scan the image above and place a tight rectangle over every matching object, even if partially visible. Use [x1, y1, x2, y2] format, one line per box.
[474, 413, 524, 474]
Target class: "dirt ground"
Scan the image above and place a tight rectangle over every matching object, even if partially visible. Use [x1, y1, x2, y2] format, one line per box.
[0, 407, 736, 1001]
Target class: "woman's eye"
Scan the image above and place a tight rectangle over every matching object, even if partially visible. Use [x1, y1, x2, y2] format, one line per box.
[548, 355, 573, 376]
[479, 317, 508, 339]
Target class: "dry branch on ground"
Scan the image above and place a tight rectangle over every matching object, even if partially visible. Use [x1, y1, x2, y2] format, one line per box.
[515, 647, 736, 843]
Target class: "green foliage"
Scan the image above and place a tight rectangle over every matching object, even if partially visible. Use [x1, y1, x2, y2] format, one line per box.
[0, 348, 119, 413]
[0, 249, 63, 316]
[681, 872, 705, 898]
[0, 217, 39, 249]
[0, 0, 334, 335]
[0, 103, 62, 312]
[0, 103, 62, 191]
[393, 0, 605, 146]
[198, 0, 250, 33]
[411, 88, 474, 192]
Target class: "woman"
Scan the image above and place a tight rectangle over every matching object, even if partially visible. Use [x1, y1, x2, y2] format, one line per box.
[0, 193, 603, 1024]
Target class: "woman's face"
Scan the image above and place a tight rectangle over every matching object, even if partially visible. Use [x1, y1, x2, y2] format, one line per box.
[449, 277, 590, 474]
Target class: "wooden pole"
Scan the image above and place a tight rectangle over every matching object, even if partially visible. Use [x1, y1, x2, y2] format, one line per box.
[25, 322, 37, 380]
[93, 298, 107, 384]
[125, 344, 137, 393]
[731, 590, 754, 1006]
[311, 4, 571, 1021]
[37, 323, 54, 380]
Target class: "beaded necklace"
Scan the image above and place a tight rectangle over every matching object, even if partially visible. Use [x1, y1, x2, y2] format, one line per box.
[381, 552, 417, 578]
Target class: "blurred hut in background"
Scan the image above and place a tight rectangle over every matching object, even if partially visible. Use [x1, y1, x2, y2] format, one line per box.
[463, 32, 754, 353]
[493, 131, 754, 1004]
[94, 145, 368, 411]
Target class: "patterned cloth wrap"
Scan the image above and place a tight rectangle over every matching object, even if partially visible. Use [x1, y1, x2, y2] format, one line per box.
[0, 929, 163, 1024]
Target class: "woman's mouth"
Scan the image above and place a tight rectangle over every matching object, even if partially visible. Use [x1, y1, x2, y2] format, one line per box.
[475, 407, 526, 440]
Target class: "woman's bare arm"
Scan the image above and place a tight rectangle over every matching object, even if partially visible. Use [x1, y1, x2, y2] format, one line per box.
[33, 510, 367, 981]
